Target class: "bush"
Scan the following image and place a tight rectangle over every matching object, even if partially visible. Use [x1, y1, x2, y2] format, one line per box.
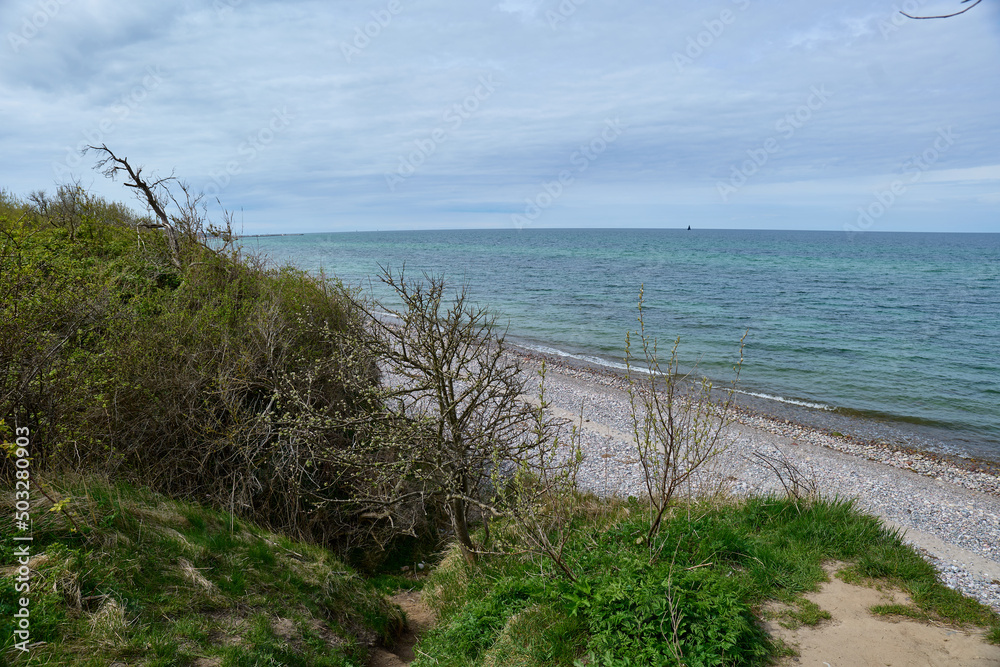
[0, 186, 375, 547]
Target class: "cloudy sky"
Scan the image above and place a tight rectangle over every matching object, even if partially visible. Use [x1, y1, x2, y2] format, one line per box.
[2, 0, 999, 233]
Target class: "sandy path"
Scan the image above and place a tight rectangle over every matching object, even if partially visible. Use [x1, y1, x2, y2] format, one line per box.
[766, 564, 1000, 666]
[368, 589, 436, 667]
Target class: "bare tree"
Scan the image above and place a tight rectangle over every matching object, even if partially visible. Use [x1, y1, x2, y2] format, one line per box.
[86, 144, 183, 269]
[282, 269, 576, 565]
[366, 268, 554, 563]
[85, 144, 234, 270]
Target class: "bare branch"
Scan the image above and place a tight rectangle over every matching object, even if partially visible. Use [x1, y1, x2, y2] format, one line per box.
[625, 285, 745, 549]
[902, 0, 982, 19]
[84, 144, 182, 269]
[751, 450, 818, 510]
[281, 268, 579, 566]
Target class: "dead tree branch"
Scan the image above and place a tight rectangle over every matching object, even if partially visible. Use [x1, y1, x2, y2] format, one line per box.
[85, 144, 182, 269]
[902, 0, 982, 19]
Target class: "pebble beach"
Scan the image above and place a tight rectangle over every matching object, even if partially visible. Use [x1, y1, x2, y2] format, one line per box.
[515, 347, 1000, 614]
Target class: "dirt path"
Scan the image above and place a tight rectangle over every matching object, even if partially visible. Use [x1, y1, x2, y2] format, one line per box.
[766, 564, 1000, 666]
[369, 590, 436, 667]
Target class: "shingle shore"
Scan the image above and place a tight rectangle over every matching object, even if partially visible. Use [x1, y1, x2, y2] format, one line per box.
[513, 347, 1000, 614]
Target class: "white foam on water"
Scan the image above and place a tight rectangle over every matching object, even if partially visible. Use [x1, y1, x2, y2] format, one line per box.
[736, 389, 833, 411]
[517, 342, 657, 375]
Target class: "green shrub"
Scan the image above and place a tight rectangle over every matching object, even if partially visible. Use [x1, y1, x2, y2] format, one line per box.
[0, 187, 375, 548]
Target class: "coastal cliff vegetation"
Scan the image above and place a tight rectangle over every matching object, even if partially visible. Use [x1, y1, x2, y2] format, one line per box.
[0, 182, 373, 549]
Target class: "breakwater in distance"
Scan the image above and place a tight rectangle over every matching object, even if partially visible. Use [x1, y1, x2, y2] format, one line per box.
[248, 228, 1000, 463]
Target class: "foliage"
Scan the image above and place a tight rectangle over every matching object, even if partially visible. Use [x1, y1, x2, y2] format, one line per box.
[625, 286, 745, 545]
[416, 495, 1000, 665]
[0, 183, 375, 548]
[0, 475, 403, 666]
[485, 361, 585, 581]
[775, 598, 832, 629]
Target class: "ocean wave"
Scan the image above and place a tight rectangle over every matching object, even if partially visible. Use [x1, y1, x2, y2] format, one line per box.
[516, 342, 656, 375]
[373, 310, 403, 323]
[736, 390, 833, 411]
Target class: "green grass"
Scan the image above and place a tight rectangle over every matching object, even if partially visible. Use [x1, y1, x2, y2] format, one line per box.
[776, 598, 832, 629]
[415, 495, 1000, 666]
[869, 603, 931, 621]
[368, 573, 426, 596]
[0, 476, 403, 666]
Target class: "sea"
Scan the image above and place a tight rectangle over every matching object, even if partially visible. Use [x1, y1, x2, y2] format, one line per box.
[246, 228, 1000, 464]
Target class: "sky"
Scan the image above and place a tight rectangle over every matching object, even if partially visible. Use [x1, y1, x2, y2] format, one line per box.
[2, 0, 999, 234]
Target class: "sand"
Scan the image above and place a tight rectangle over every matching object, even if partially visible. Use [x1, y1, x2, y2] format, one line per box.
[766, 564, 1000, 666]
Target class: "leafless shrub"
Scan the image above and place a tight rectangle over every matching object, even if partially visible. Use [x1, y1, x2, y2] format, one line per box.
[489, 362, 583, 580]
[751, 449, 819, 509]
[625, 286, 745, 546]
[280, 269, 582, 566]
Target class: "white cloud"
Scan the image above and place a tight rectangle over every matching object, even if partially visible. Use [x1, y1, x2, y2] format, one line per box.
[922, 165, 1000, 183]
[495, 0, 541, 21]
[1, 0, 998, 232]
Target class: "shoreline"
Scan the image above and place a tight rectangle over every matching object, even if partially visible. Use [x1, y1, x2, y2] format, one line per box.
[507, 338, 1000, 467]
[509, 341, 1000, 490]
[510, 341, 1000, 613]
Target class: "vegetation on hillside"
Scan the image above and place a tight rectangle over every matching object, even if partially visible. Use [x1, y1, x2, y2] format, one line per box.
[2, 173, 999, 666]
[0, 183, 376, 549]
[0, 172, 575, 567]
[0, 475, 402, 665]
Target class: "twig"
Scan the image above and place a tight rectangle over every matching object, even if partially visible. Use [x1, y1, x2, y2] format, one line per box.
[902, 0, 981, 19]
[684, 561, 714, 571]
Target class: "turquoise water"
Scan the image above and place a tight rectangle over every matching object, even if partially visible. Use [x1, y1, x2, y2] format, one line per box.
[248, 229, 1000, 462]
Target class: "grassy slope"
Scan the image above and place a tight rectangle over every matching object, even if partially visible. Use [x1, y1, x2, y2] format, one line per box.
[4, 489, 997, 667]
[0, 187, 403, 665]
[417, 496, 1000, 667]
[0, 476, 402, 666]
